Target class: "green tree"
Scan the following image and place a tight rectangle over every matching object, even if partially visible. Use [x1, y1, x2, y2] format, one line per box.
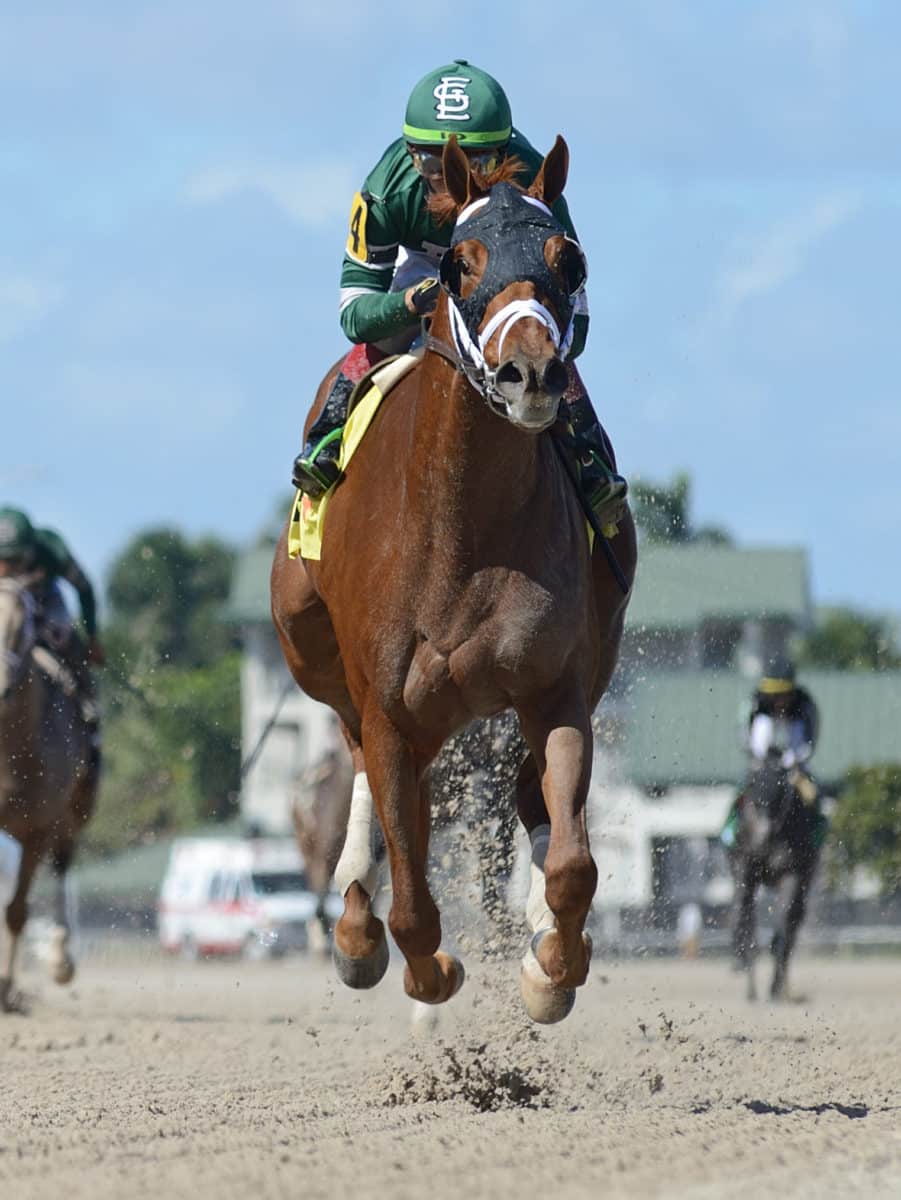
[631, 471, 733, 545]
[828, 765, 901, 894]
[90, 528, 242, 854]
[106, 528, 235, 667]
[797, 608, 901, 671]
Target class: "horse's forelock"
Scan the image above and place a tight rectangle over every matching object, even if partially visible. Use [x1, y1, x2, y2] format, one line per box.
[427, 155, 526, 227]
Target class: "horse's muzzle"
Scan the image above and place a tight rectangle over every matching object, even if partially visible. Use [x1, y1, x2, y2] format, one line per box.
[494, 354, 567, 431]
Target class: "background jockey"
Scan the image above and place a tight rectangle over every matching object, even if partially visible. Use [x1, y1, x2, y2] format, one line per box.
[0, 506, 105, 739]
[721, 658, 823, 848]
[292, 58, 627, 526]
[746, 658, 819, 771]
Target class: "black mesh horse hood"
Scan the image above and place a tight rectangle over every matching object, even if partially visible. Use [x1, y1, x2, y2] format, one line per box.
[440, 181, 578, 336]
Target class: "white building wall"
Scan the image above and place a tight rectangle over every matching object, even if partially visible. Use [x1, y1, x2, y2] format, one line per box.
[240, 624, 340, 835]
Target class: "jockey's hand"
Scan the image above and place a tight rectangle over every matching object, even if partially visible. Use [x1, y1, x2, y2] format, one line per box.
[405, 277, 440, 317]
[87, 638, 106, 667]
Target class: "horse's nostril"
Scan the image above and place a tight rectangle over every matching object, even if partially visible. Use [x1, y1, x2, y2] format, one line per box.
[543, 359, 568, 396]
[496, 361, 524, 387]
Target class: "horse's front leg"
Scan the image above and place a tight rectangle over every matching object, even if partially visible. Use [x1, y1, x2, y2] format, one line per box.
[362, 707, 463, 1006]
[517, 694, 596, 1024]
[770, 868, 811, 1001]
[1, 831, 44, 1012]
[332, 744, 389, 989]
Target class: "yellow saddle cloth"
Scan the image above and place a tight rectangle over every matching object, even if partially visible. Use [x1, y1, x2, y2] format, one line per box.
[288, 351, 421, 561]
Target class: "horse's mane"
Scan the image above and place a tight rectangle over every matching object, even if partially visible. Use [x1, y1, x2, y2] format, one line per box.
[427, 155, 526, 226]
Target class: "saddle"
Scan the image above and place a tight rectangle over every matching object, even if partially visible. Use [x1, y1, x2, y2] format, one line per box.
[289, 351, 422, 562]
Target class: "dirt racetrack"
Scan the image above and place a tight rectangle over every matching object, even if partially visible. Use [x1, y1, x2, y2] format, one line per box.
[2, 944, 900, 1200]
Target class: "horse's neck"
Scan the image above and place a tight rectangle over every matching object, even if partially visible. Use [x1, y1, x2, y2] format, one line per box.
[411, 348, 547, 528]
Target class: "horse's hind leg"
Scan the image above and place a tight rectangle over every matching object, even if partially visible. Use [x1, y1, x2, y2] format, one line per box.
[361, 707, 463, 1005]
[47, 762, 99, 986]
[1, 832, 45, 1012]
[47, 838, 78, 985]
[517, 694, 596, 1025]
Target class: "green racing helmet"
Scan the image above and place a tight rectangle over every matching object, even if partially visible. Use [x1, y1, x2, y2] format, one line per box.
[0, 507, 36, 561]
[403, 59, 512, 149]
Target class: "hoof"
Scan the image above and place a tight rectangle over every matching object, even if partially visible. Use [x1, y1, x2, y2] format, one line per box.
[52, 959, 76, 986]
[519, 931, 590, 1025]
[333, 931, 389, 990]
[403, 952, 465, 1005]
[0, 977, 27, 1015]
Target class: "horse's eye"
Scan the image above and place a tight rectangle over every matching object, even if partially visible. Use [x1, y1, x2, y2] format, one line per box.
[458, 258, 471, 276]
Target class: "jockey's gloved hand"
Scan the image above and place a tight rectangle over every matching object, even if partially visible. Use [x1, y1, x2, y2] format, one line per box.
[406, 276, 440, 317]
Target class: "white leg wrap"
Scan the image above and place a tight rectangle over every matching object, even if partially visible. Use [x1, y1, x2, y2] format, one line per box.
[333, 772, 380, 899]
[0, 832, 22, 911]
[526, 823, 554, 934]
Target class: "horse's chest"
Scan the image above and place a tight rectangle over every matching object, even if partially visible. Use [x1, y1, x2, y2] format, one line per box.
[397, 578, 587, 721]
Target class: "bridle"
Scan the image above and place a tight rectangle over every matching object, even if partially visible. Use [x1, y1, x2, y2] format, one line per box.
[427, 182, 587, 418]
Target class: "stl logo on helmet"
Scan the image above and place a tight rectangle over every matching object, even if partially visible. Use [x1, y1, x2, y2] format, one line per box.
[433, 75, 472, 122]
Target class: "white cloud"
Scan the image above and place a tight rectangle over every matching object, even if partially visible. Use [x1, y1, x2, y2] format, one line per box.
[0, 275, 64, 343]
[184, 161, 355, 227]
[717, 193, 858, 321]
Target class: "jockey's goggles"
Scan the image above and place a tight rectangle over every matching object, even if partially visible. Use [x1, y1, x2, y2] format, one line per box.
[408, 145, 505, 180]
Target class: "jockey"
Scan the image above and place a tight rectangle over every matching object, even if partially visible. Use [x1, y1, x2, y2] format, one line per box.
[0, 506, 104, 734]
[746, 658, 819, 770]
[721, 658, 822, 848]
[291, 58, 628, 526]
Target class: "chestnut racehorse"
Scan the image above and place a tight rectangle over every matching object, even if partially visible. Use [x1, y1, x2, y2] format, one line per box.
[272, 136, 636, 1023]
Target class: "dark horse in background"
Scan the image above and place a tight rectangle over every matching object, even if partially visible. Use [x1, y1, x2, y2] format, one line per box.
[272, 135, 635, 1024]
[0, 577, 99, 1011]
[729, 754, 822, 1001]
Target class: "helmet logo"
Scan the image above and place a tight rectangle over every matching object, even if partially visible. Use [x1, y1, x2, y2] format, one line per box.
[433, 75, 472, 122]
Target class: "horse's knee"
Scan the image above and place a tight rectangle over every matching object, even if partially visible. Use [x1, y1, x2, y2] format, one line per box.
[544, 850, 597, 921]
[388, 894, 441, 959]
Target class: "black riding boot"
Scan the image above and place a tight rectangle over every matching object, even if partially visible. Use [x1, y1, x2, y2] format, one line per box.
[565, 391, 628, 528]
[291, 371, 356, 498]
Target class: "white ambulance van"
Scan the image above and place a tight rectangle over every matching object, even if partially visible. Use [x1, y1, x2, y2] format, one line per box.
[158, 836, 339, 960]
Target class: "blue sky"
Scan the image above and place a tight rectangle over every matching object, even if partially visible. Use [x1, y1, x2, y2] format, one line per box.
[2, 1, 899, 613]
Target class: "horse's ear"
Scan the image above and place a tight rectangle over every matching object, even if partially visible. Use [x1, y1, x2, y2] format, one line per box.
[442, 135, 488, 208]
[443, 136, 471, 207]
[528, 135, 569, 207]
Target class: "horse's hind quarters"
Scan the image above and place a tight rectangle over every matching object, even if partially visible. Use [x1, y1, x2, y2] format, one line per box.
[402, 951, 465, 1006]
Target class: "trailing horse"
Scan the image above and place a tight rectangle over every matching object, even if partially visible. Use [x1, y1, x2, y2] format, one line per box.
[271, 135, 636, 1024]
[0, 577, 98, 1010]
[729, 754, 822, 1001]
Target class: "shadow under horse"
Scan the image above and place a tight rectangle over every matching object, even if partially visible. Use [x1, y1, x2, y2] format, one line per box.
[0, 577, 99, 1011]
[272, 135, 635, 1024]
[729, 755, 822, 1001]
